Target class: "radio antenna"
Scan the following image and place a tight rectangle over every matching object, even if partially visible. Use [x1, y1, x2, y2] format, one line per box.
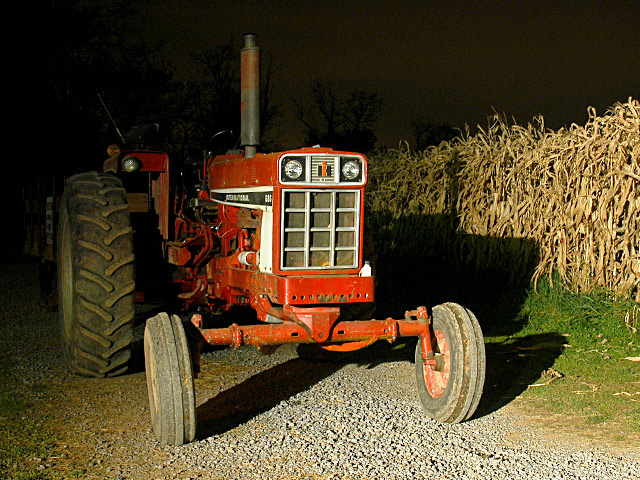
[97, 92, 126, 143]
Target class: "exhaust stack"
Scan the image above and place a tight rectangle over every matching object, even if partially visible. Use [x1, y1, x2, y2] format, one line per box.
[240, 33, 261, 158]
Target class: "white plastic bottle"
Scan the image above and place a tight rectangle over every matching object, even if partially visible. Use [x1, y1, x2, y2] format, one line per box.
[359, 260, 371, 277]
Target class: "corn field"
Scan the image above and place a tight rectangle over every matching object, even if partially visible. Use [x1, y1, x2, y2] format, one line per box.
[366, 98, 640, 299]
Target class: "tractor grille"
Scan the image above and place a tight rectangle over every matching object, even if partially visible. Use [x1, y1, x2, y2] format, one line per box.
[281, 189, 359, 270]
[310, 156, 337, 183]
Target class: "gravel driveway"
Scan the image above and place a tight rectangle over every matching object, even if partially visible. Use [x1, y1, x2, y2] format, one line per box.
[2, 256, 640, 479]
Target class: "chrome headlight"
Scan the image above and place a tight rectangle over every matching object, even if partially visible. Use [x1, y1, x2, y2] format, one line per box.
[341, 160, 360, 180]
[283, 158, 303, 180]
[121, 155, 141, 172]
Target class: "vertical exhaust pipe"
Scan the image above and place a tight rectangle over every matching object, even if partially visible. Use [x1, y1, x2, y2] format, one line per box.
[241, 33, 260, 158]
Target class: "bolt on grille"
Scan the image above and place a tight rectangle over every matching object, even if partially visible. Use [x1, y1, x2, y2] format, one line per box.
[282, 189, 359, 270]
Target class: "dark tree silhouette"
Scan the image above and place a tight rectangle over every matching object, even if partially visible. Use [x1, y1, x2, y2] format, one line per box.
[191, 38, 241, 148]
[188, 38, 282, 153]
[27, 4, 282, 169]
[410, 116, 459, 150]
[259, 51, 283, 151]
[293, 80, 383, 153]
[27, 0, 178, 174]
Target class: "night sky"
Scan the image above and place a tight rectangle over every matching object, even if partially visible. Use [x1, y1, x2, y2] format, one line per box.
[4, 1, 640, 253]
[142, 0, 640, 149]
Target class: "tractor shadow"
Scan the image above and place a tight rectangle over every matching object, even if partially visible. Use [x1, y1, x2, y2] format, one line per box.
[476, 332, 568, 416]
[195, 355, 344, 438]
[196, 236, 562, 435]
[372, 248, 566, 418]
[164, 214, 559, 431]
[322, 332, 566, 418]
[194, 340, 415, 439]
[195, 328, 565, 439]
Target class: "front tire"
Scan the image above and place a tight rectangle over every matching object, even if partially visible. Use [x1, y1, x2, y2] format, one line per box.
[415, 303, 485, 423]
[144, 312, 197, 446]
[58, 172, 135, 377]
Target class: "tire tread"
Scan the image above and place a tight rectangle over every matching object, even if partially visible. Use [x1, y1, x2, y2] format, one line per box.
[58, 172, 135, 378]
[415, 302, 485, 423]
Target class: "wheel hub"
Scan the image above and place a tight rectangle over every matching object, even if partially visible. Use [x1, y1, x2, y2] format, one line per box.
[423, 329, 450, 398]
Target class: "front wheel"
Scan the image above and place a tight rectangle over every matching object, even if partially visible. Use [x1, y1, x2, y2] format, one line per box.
[144, 312, 197, 446]
[415, 303, 485, 423]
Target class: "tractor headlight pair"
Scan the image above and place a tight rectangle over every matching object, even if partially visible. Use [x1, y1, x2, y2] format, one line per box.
[281, 155, 363, 183]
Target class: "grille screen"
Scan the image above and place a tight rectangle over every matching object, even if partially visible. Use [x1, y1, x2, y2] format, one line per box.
[282, 190, 359, 269]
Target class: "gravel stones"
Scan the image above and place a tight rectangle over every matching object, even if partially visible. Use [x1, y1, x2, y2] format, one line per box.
[161, 345, 640, 480]
[3, 258, 640, 479]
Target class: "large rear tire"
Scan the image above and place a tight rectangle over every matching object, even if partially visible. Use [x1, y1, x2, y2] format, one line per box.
[58, 172, 135, 377]
[415, 303, 485, 423]
[144, 312, 197, 446]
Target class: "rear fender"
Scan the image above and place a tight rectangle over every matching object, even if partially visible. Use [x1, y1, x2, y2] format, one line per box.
[103, 150, 170, 241]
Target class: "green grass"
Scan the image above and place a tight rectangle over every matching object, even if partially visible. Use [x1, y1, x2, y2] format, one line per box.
[506, 276, 640, 432]
[0, 356, 57, 480]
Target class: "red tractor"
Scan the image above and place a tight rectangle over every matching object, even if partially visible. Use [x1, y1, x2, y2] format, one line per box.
[57, 34, 485, 446]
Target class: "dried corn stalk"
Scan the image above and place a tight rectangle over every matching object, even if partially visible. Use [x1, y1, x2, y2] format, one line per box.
[366, 98, 640, 299]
